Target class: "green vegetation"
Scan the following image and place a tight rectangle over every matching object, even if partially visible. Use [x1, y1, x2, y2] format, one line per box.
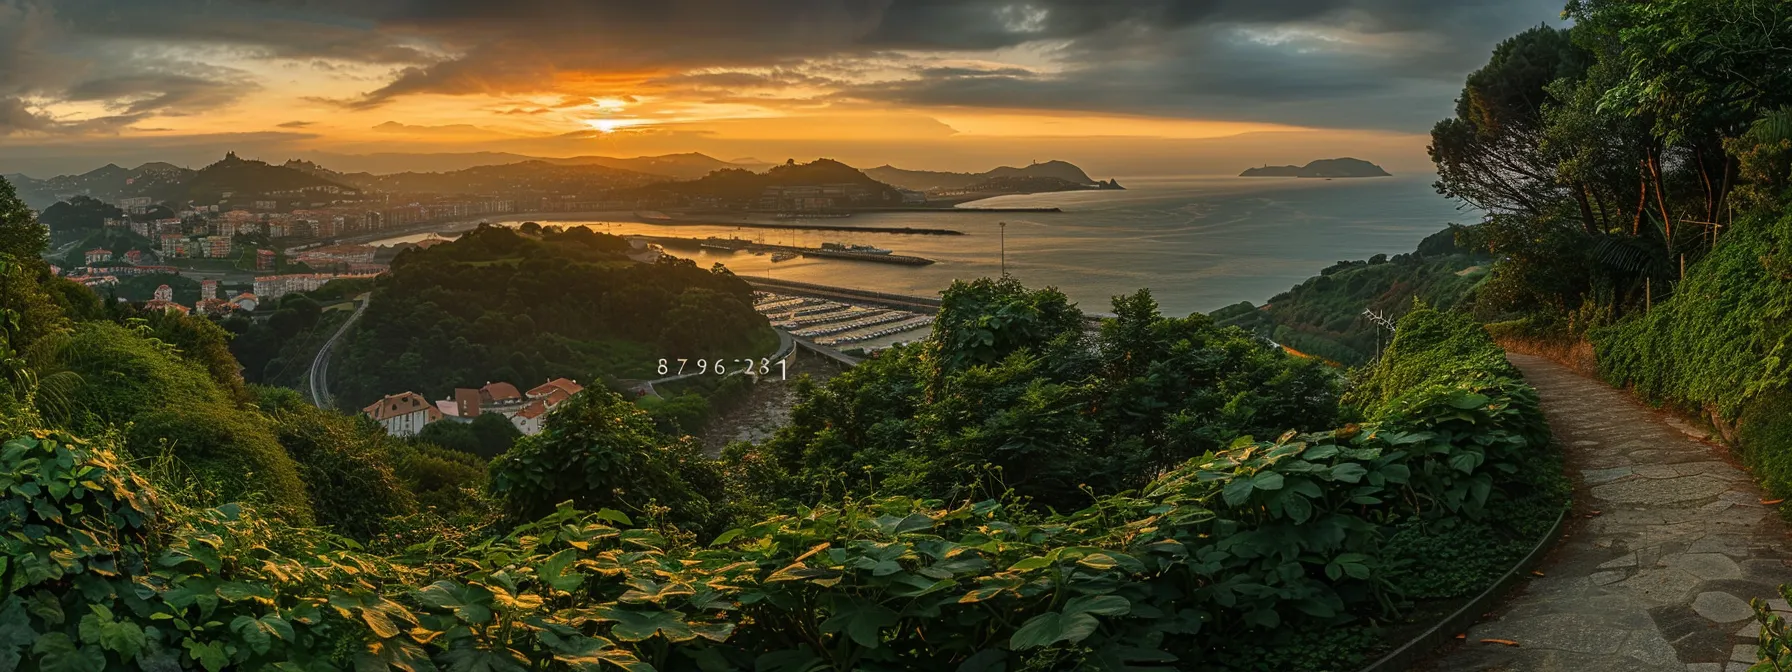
[632, 158, 903, 208]
[415, 412, 523, 459]
[0, 289, 1564, 671]
[1214, 226, 1489, 364]
[332, 224, 775, 409]
[36, 195, 123, 246]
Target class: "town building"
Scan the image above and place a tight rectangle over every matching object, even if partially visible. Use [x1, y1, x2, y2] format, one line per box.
[363, 391, 442, 437]
[85, 248, 112, 265]
[231, 292, 259, 312]
[256, 249, 276, 271]
[252, 272, 380, 299]
[295, 244, 376, 267]
[143, 299, 189, 315]
[511, 400, 549, 436]
[152, 284, 173, 302]
[200, 279, 219, 301]
[205, 236, 233, 259]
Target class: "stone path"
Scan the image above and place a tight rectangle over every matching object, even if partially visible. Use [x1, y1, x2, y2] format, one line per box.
[1422, 353, 1792, 672]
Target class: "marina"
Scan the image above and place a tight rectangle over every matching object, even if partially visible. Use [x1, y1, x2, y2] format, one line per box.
[753, 291, 936, 351]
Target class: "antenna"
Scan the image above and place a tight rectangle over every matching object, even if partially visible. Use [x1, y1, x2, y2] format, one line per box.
[999, 221, 1008, 278]
[1362, 308, 1397, 360]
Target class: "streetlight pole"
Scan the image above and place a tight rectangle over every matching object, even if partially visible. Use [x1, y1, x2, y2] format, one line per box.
[999, 221, 1007, 278]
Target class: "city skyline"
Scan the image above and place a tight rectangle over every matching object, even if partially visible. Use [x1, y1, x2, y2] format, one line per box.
[1, 0, 1569, 177]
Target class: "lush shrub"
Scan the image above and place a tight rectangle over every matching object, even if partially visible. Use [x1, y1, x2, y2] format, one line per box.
[1349, 306, 1520, 410]
[61, 321, 228, 430]
[489, 389, 724, 528]
[414, 412, 522, 459]
[392, 441, 490, 515]
[1592, 211, 1792, 418]
[268, 403, 417, 539]
[125, 402, 314, 525]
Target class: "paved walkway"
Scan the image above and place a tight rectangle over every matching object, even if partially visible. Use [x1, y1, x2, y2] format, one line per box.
[1423, 353, 1792, 672]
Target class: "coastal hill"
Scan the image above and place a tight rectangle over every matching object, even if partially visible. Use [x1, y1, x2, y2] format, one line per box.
[183, 152, 362, 205]
[1240, 158, 1391, 178]
[633, 158, 906, 207]
[865, 160, 1122, 193]
[7, 162, 197, 209]
[297, 151, 763, 180]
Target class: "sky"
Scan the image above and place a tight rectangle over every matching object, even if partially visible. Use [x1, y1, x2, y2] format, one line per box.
[0, 0, 1570, 178]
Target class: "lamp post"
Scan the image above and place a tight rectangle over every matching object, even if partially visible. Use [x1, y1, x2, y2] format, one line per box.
[999, 221, 1007, 278]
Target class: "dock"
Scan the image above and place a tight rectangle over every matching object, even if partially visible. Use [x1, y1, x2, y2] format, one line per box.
[630, 235, 938, 266]
[637, 212, 963, 235]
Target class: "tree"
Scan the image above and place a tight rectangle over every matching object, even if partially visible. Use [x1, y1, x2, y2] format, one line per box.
[489, 389, 722, 528]
[1572, 0, 1792, 225]
[1430, 26, 1590, 226]
[0, 177, 48, 261]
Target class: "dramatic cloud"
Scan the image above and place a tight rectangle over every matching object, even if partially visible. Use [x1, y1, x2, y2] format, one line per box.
[0, 0, 1573, 174]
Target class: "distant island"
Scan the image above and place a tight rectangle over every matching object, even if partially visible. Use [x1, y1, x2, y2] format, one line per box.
[865, 160, 1124, 195]
[1240, 158, 1390, 178]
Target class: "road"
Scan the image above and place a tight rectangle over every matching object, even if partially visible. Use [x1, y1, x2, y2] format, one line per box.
[309, 294, 370, 409]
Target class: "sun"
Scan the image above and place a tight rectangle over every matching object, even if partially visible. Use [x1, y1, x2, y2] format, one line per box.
[585, 118, 645, 133]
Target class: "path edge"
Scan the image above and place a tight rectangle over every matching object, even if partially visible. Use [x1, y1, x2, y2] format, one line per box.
[1357, 503, 1571, 672]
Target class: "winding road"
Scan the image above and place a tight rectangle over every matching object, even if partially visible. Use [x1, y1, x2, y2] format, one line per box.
[1421, 353, 1792, 672]
[308, 294, 370, 409]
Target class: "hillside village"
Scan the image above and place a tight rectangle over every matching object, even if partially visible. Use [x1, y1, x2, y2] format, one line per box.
[362, 378, 585, 437]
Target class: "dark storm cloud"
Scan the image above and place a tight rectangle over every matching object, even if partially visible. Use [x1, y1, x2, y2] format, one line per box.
[0, 0, 267, 133]
[8, 0, 1568, 133]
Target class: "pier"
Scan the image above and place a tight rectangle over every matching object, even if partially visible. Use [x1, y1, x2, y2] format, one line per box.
[631, 235, 938, 266]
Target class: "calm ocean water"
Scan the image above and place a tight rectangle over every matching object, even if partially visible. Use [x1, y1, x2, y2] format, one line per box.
[373, 174, 1475, 317]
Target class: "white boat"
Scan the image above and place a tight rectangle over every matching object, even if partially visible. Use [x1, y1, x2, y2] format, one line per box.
[771, 251, 799, 262]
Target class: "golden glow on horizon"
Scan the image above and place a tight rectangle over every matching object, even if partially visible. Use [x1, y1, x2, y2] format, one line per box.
[585, 118, 648, 133]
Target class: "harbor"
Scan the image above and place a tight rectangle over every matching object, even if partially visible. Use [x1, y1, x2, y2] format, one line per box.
[753, 291, 936, 352]
[635, 211, 964, 235]
[629, 234, 937, 266]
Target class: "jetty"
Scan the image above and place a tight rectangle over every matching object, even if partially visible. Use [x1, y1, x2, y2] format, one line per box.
[629, 234, 937, 266]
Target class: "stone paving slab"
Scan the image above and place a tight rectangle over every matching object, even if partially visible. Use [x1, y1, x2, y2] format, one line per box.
[1418, 353, 1792, 672]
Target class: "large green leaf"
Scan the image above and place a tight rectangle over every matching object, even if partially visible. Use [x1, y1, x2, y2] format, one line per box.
[1009, 611, 1100, 650]
[819, 601, 900, 648]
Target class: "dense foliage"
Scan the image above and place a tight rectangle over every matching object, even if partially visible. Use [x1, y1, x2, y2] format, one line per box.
[1214, 226, 1489, 364]
[332, 224, 775, 408]
[730, 279, 1343, 513]
[0, 303, 1563, 672]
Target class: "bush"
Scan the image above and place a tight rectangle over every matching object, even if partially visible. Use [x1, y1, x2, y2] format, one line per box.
[124, 402, 314, 525]
[268, 403, 417, 539]
[62, 321, 228, 430]
[1592, 210, 1792, 419]
[489, 389, 723, 528]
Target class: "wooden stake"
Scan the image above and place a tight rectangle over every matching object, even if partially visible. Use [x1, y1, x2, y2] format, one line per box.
[1680, 254, 1685, 281]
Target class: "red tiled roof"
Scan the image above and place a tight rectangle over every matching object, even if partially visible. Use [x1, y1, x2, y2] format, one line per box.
[515, 399, 549, 420]
[480, 382, 522, 403]
[526, 378, 582, 399]
[363, 391, 440, 422]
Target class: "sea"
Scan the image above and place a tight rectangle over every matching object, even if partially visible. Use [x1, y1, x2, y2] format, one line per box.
[367, 174, 1476, 317]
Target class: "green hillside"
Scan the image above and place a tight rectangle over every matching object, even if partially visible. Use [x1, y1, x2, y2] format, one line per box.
[1214, 227, 1489, 364]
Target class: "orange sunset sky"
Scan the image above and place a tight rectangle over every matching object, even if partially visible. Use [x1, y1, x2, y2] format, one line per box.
[1, 0, 1570, 177]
